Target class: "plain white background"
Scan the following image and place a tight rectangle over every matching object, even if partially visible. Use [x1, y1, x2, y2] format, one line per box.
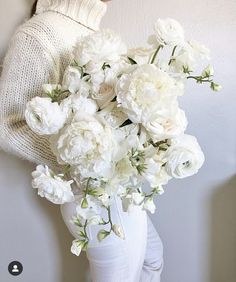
[0, 0, 236, 281]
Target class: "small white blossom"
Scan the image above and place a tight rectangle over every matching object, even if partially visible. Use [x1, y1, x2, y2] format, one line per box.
[143, 197, 156, 214]
[71, 240, 83, 256]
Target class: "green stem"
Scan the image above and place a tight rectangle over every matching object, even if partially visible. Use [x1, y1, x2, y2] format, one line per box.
[83, 219, 89, 240]
[85, 177, 92, 196]
[187, 76, 213, 83]
[168, 45, 177, 65]
[106, 206, 113, 233]
[150, 45, 163, 64]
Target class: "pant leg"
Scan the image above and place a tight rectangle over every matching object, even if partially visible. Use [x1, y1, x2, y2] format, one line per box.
[86, 195, 148, 282]
[61, 195, 148, 282]
[139, 215, 164, 282]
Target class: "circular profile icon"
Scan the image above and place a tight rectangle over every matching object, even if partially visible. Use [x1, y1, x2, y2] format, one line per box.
[8, 261, 23, 276]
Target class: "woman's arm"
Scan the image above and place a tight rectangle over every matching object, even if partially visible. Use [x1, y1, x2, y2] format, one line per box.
[0, 31, 59, 169]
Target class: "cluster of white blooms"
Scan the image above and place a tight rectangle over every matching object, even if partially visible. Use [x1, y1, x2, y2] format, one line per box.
[25, 18, 221, 256]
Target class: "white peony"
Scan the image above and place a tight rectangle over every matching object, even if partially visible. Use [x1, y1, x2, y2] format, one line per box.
[52, 115, 118, 178]
[164, 134, 205, 178]
[144, 108, 188, 142]
[116, 64, 183, 124]
[25, 97, 67, 135]
[32, 165, 74, 204]
[74, 29, 127, 67]
[150, 18, 185, 47]
[60, 95, 98, 120]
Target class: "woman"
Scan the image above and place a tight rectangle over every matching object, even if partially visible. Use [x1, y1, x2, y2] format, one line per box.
[0, 0, 164, 281]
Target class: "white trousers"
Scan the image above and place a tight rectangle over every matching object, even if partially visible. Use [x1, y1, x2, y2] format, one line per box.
[61, 195, 164, 282]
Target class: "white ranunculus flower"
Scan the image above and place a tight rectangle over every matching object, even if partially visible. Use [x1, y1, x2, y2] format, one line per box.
[164, 134, 205, 179]
[60, 95, 98, 120]
[52, 115, 117, 178]
[116, 64, 182, 124]
[25, 97, 67, 135]
[73, 29, 127, 67]
[71, 240, 83, 256]
[112, 224, 125, 239]
[151, 18, 185, 47]
[32, 165, 74, 204]
[127, 48, 153, 65]
[144, 108, 188, 142]
[143, 197, 156, 214]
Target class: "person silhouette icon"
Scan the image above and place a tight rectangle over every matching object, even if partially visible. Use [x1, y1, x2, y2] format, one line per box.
[8, 261, 23, 276]
[12, 265, 19, 273]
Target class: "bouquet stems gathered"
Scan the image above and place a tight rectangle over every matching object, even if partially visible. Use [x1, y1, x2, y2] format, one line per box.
[25, 18, 222, 256]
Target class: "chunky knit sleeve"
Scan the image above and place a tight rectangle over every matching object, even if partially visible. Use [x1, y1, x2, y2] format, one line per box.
[0, 31, 60, 169]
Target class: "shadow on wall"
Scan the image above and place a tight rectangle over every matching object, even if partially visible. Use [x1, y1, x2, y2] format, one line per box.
[210, 175, 236, 282]
[38, 195, 91, 282]
[0, 151, 90, 282]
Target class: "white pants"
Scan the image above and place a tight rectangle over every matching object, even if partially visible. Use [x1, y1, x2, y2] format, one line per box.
[61, 195, 164, 282]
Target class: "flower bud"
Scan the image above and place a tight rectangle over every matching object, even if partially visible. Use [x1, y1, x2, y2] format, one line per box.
[112, 224, 125, 240]
[97, 229, 110, 242]
[210, 82, 222, 92]
[81, 197, 88, 208]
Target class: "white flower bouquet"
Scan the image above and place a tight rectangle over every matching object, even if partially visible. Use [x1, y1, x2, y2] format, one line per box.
[25, 18, 221, 256]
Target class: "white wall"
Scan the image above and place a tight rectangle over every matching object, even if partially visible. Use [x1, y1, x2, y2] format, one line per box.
[0, 1, 236, 282]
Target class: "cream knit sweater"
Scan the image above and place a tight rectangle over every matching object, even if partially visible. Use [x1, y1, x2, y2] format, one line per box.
[0, 0, 107, 169]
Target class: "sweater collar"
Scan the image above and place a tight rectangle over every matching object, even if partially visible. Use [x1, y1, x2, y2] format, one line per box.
[35, 0, 107, 31]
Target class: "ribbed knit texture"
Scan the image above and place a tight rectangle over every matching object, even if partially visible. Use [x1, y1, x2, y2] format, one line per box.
[0, 0, 107, 169]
